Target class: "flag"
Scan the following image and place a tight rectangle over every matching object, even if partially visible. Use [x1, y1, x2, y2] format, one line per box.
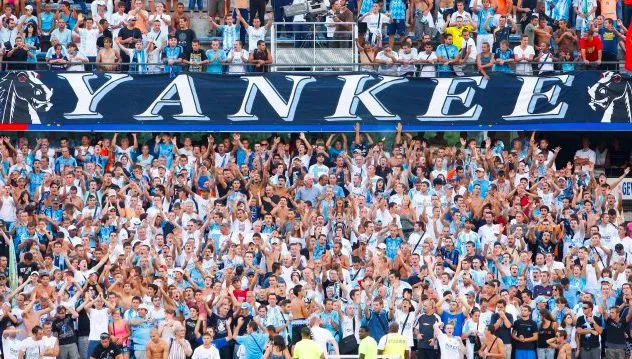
[626, 27, 632, 72]
[8, 239, 17, 291]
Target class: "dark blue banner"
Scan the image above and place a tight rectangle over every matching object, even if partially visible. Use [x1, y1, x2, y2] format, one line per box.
[1, 70, 631, 131]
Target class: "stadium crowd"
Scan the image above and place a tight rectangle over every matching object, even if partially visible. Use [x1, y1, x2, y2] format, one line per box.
[0, 0, 625, 74]
[0, 128, 630, 359]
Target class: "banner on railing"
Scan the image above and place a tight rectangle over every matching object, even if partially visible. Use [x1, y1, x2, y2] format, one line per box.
[1, 70, 631, 131]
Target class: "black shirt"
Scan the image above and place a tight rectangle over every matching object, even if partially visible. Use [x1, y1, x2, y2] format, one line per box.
[185, 317, 200, 349]
[97, 30, 113, 48]
[6, 47, 29, 69]
[416, 313, 439, 349]
[175, 28, 196, 52]
[90, 343, 122, 359]
[117, 27, 142, 49]
[207, 312, 231, 339]
[512, 318, 538, 350]
[52, 314, 77, 345]
[183, 49, 207, 72]
[605, 316, 628, 345]
[490, 313, 513, 344]
[576, 315, 601, 349]
[17, 261, 38, 280]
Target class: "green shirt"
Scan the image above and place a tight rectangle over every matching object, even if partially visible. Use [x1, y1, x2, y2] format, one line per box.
[358, 336, 378, 359]
[293, 339, 323, 359]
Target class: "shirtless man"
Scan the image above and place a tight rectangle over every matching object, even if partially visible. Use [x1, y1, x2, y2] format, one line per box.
[467, 184, 486, 220]
[534, 17, 552, 47]
[479, 324, 505, 358]
[290, 284, 310, 346]
[170, 2, 188, 35]
[96, 37, 120, 71]
[146, 328, 168, 359]
[22, 295, 54, 334]
[546, 330, 571, 359]
[32, 272, 55, 300]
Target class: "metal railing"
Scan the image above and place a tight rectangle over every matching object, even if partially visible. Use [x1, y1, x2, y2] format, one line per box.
[326, 355, 401, 359]
[271, 22, 358, 72]
[0, 60, 625, 75]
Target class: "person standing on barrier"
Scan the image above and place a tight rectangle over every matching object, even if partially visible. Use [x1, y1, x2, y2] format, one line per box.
[331, 0, 353, 48]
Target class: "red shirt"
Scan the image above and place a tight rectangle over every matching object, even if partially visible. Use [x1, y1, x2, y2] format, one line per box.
[580, 34, 603, 61]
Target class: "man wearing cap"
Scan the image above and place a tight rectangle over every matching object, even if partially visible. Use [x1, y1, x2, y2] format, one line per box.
[129, 303, 152, 359]
[468, 167, 491, 199]
[90, 332, 123, 359]
[117, 14, 142, 70]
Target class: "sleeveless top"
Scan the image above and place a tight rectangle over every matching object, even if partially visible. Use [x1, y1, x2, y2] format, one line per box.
[480, 53, 492, 66]
[111, 320, 129, 346]
[537, 323, 556, 348]
[270, 351, 285, 359]
[252, 49, 269, 72]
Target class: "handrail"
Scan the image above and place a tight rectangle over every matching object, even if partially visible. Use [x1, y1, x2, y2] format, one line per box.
[1, 60, 624, 66]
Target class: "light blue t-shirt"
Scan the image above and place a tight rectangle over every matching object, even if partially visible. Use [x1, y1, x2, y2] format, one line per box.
[235, 333, 268, 359]
[206, 48, 226, 74]
[436, 44, 459, 72]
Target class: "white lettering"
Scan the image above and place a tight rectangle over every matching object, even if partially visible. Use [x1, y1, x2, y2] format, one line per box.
[59, 73, 132, 119]
[134, 74, 209, 121]
[503, 75, 574, 120]
[417, 77, 487, 121]
[228, 75, 315, 121]
[326, 75, 407, 121]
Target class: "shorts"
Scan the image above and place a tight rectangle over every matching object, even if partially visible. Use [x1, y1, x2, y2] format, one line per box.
[515, 349, 537, 359]
[208, 0, 225, 17]
[388, 19, 406, 35]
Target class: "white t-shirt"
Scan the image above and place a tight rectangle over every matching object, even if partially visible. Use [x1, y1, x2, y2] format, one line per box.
[363, 13, 391, 38]
[395, 310, 416, 347]
[2, 336, 21, 359]
[437, 332, 463, 359]
[42, 336, 57, 359]
[19, 337, 46, 359]
[228, 49, 250, 74]
[398, 48, 418, 75]
[246, 26, 267, 51]
[77, 28, 100, 56]
[88, 307, 110, 340]
[148, 13, 171, 35]
[376, 50, 399, 75]
[417, 51, 437, 77]
[110, 12, 128, 39]
[192, 344, 221, 359]
[0, 195, 16, 223]
[310, 326, 336, 354]
[513, 45, 535, 75]
[463, 37, 477, 62]
[575, 148, 597, 167]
